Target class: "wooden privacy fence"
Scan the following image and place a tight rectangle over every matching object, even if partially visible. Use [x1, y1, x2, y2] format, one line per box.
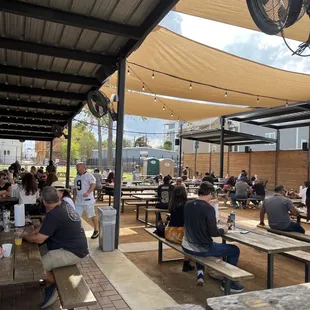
[184, 150, 309, 191]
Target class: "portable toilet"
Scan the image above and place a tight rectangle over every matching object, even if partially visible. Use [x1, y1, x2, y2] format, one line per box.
[143, 157, 159, 176]
[159, 158, 174, 177]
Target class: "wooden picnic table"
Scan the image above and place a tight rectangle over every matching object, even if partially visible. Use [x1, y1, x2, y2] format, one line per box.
[0, 225, 45, 285]
[222, 228, 310, 289]
[207, 282, 310, 310]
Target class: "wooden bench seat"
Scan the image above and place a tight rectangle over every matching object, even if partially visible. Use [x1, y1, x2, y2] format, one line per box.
[144, 228, 254, 295]
[236, 198, 263, 209]
[53, 265, 96, 310]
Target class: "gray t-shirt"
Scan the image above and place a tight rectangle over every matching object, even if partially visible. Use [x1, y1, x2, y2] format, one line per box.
[93, 173, 103, 189]
[263, 195, 293, 230]
[235, 181, 250, 195]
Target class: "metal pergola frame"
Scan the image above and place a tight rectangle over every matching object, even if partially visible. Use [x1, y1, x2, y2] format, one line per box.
[224, 102, 310, 180]
[180, 124, 278, 178]
[0, 0, 179, 248]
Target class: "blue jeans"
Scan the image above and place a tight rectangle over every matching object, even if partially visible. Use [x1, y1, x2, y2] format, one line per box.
[230, 194, 247, 208]
[182, 242, 240, 271]
[282, 222, 305, 234]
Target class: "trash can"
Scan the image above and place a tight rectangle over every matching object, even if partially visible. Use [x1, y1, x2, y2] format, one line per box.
[98, 207, 117, 251]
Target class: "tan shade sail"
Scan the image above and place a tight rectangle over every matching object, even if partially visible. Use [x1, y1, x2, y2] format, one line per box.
[101, 87, 251, 121]
[174, 0, 310, 43]
[106, 27, 310, 109]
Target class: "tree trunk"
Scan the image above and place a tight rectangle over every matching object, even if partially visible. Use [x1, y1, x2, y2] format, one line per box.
[97, 118, 103, 172]
[107, 114, 113, 169]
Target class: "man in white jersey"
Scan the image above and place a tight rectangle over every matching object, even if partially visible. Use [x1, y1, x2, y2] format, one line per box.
[73, 163, 99, 239]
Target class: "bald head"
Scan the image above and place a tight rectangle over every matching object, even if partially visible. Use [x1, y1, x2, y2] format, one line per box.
[76, 163, 86, 175]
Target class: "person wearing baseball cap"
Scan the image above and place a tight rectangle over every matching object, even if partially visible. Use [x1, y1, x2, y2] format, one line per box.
[52, 181, 75, 210]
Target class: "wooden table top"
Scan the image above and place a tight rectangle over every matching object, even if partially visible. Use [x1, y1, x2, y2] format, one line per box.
[207, 283, 310, 309]
[222, 228, 310, 254]
[0, 226, 45, 285]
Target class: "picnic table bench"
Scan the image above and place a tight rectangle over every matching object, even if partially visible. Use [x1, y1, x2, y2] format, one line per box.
[53, 265, 96, 310]
[207, 282, 310, 310]
[235, 197, 264, 209]
[144, 228, 254, 295]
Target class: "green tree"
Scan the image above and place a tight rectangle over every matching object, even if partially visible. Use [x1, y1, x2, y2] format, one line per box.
[163, 140, 173, 150]
[59, 122, 97, 161]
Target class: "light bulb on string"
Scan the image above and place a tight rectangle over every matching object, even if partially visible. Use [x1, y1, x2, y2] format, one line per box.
[171, 112, 174, 117]
[177, 117, 180, 122]
[256, 96, 259, 103]
[152, 71, 155, 79]
[189, 83, 192, 90]
[286, 100, 288, 107]
[142, 83, 145, 91]
[127, 68, 130, 75]
[225, 90, 228, 98]
[154, 95, 157, 102]
[162, 105, 166, 111]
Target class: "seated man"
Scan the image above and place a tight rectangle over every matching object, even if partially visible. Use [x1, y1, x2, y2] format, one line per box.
[23, 186, 89, 309]
[230, 177, 250, 209]
[202, 172, 214, 184]
[182, 182, 244, 293]
[259, 185, 305, 233]
[250, 179, 265, 206]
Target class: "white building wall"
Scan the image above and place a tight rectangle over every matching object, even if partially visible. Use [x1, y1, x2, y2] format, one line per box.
[0, 139, 22, 165]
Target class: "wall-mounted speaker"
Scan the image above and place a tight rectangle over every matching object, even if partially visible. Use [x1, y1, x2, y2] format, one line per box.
[175, 138, 180, 146]
[245, 146, 251, 153]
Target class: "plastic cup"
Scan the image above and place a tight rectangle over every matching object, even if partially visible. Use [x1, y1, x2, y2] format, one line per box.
[2, 243, 12, 257]
[14, 233, 22, 246]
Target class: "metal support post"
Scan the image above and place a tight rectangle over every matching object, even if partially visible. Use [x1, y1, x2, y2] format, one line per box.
[275, 130, 280, 185]
[267, 253, 274, 289]
[49, 140, 53, 161]
[178, 123, 183, 177]
[308, 126, 310, 180]
[305, 263, 310, 282]
[65, 120, 72, 188]
[158, 241, 163, 264]
[114, 57, 126, 249]
[220, 117, 225, 178]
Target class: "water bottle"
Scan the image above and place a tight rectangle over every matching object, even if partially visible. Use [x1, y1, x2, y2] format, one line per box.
[3, 210, 10, 232]
[230, 211, 236, 230]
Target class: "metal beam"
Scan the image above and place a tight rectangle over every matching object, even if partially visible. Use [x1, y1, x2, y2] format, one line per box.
[219, 117, 225, 178]
[0, 37, 116, 64]
[65, 119, 72, 188]
[0, 125, 52, 133]
[0, 110, 69, 121]
[0, 133, 53, 141]
[0, 84, 86, 101]
[258, 112, 310, 126]
[1, 0, 142, 39]
[0, 65, 100, 86]
[49, 140, 53, 162]
[0, 98, 77, 112]
[0, 117, 66, 127]
[114, 57, 126, 249]
[273, 122, 310, 130]
[178, 123, 183, 177]
[122, 0, 179, 57]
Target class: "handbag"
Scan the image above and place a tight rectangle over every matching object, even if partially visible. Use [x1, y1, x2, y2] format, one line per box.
[165, 226, 184, 245]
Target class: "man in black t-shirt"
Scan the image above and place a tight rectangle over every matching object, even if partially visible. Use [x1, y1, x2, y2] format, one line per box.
[250, 179, 265, 205]
[182, 182, 244, 293]
[202, 172, 214, 184]
[23, 186, 89, 309]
